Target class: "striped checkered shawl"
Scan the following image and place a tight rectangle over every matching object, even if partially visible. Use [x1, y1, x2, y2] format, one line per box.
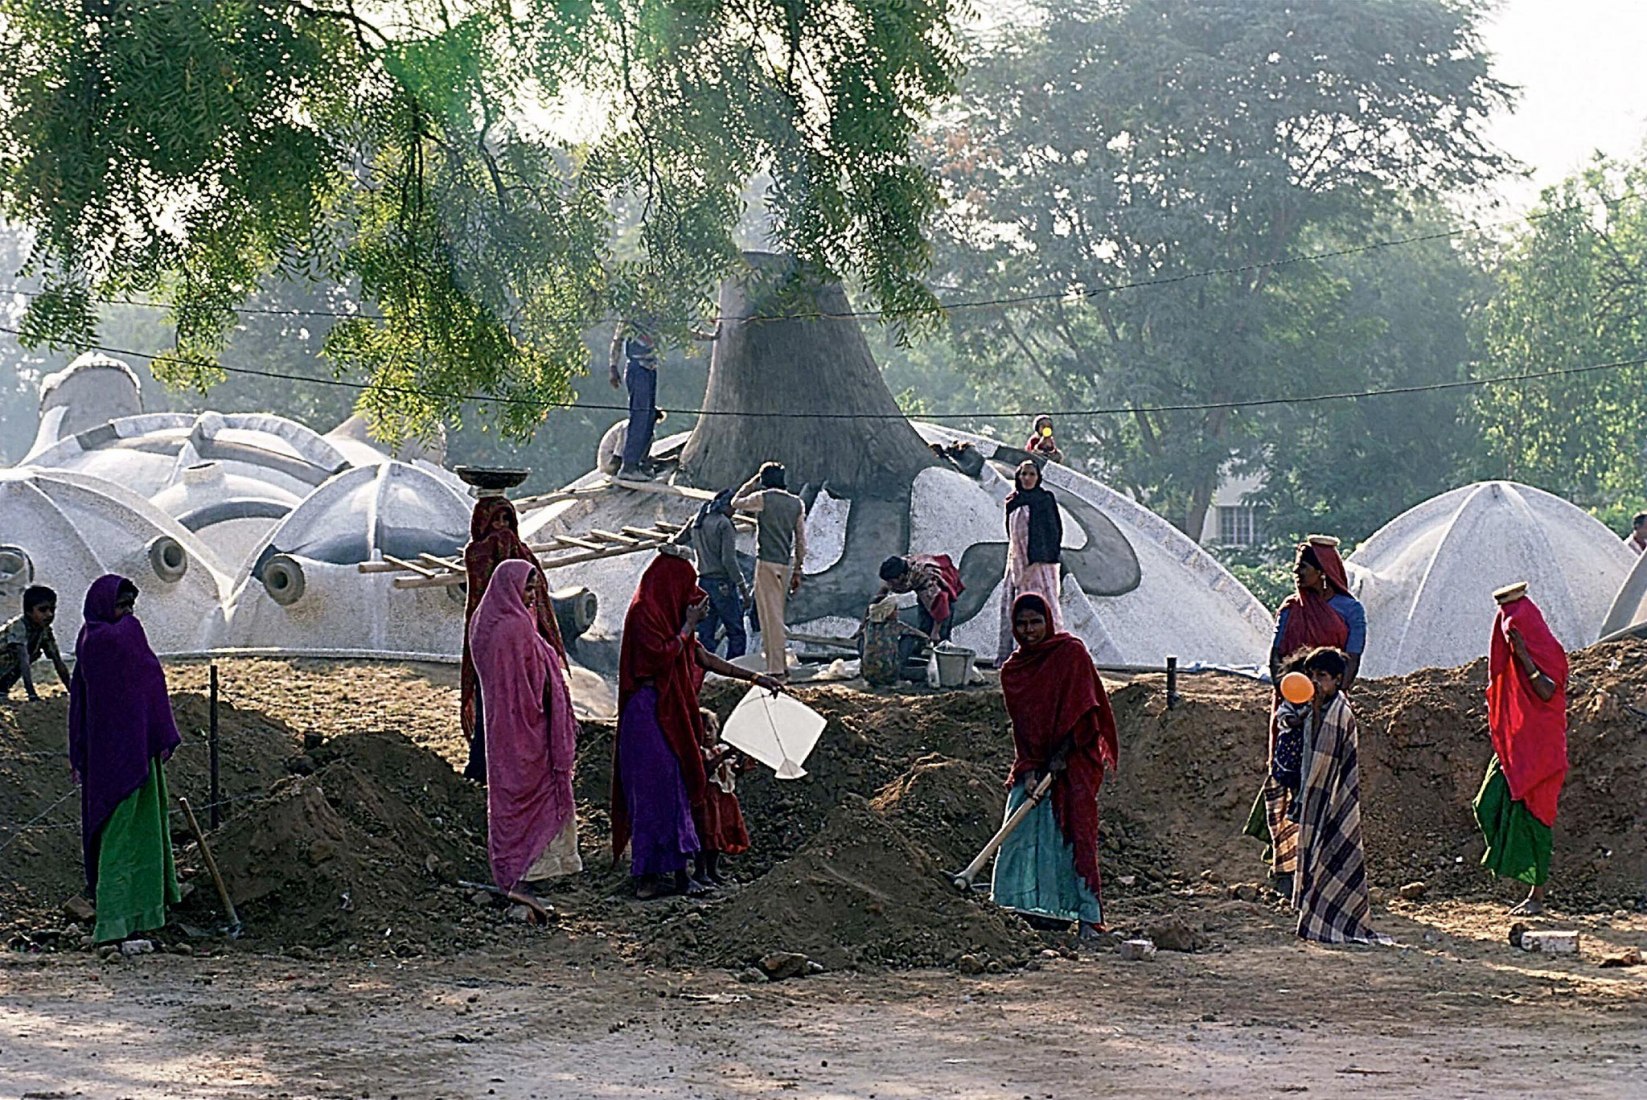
[1293, 692, 1377, 944]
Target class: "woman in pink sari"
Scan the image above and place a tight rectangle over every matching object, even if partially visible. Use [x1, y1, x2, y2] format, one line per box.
[470, 559, 581, 894]
[998, 461, 1064, 664]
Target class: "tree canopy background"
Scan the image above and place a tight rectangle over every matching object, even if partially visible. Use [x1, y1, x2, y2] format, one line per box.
[3, 0, 1645, 592]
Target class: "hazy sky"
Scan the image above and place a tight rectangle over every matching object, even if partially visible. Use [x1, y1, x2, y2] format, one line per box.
[1477, 0, 1646, 210]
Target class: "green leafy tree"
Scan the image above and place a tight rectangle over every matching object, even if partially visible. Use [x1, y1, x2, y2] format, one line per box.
[1249, 209, 1491, 547]
[0, 0, 961, 440]
[1470, 161, 1647, 514]
[930, 0, 1512, 537]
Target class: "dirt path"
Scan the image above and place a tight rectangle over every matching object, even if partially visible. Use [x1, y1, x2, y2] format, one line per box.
[5, 904, 1644, 1099]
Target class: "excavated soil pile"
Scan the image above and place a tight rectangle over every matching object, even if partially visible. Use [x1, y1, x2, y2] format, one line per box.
[189, 733, 490, 949]
[6, 641, 1644, 962]
[0, 691, 298, 925]
[1112, 640, 1647, 907]
[673, 796, 1040, 971]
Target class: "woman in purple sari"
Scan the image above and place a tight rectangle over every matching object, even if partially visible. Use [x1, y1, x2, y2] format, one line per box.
[68, 575, 181, 944]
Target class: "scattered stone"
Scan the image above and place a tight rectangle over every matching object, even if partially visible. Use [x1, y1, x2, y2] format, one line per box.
[285, 945, 319, 961]
[78, 935, 95, 950]
[1118, 939, 1157, 961]
[1398, 881, 1428, 901]
[97, 945, 120, 962]
[1117, 875, 1137, 887]
[62, 896, 97, 924]
[1508, 921, 1529, 949]
[1519, 930, 1579, 955]
[956, 953, 986, 975]
[286, 754, 316, 775]
[1233, 883, 1261, 903]
[506, 905, 535, 924]
[169, 943, 195, 957]
[758, 952, 810, 981]
[119, 939, 155, 957]
[1598, 946, 1642, 968]
[469, 890, 495, 907]
[735, 967, 768, 984]
[1040, 948, 1060, 959]
[1144, 915, 1209, 953]
[805, 961, 825, 975]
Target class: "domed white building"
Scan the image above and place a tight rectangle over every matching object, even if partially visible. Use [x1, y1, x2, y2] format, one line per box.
[1346, 480, 1632, 677]
[0, 467, 231, 654]
[215, 462, 473, 659]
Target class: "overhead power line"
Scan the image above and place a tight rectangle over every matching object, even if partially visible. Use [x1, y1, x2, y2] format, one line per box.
[0, 189, 1633, 327]
[6, 323, 1645, 423]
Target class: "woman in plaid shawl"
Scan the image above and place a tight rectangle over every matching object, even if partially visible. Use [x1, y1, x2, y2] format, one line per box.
[1292, 646, 1378, 944]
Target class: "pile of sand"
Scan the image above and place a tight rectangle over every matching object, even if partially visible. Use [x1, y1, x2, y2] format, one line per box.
[677, 796, 1039, 971]
[191, 733, 489, 950]
[5, 642, 1643, 965]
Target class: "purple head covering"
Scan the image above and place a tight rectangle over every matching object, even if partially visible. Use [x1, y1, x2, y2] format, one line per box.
[68, 574, 180, 890]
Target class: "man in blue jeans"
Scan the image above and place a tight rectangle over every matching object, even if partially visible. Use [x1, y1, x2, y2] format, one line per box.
[608, 319, 660, 480]
[689, 489, 749, 658]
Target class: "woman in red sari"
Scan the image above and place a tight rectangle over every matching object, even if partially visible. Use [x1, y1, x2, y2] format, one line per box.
[1473, 582, 1567, 915]
[461, 496, 566, 781]
[611, 550, 781, 899]
[993, 593, 1119, 937]
[1248, 535, 1367, 897]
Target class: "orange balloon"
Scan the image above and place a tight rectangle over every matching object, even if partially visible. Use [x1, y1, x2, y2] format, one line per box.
[1280, 671, 1314, 705]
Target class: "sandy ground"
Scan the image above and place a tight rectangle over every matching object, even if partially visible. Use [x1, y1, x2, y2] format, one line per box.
[4, 902, 1644, 1099]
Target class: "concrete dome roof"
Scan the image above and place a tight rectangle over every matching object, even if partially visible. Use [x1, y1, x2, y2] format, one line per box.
[1346, 480, 1632, 677]
[517, 425, 1272, 674]
[0, 467, 231, 655]
[22, 410, 352, 500]
[215, 462, 474, 658]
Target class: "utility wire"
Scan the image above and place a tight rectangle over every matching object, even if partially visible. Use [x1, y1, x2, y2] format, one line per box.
[5, 323, 1645, 422]
[0, 189, 1633, 327]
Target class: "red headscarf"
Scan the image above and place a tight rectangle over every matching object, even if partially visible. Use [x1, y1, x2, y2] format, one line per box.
[999, 594, 1118, 901]
[1487, 595, 1568, 827]
[1277, 537, 1352, 655]
[611, 553, 710, 859]
[462, 497, 566, 741]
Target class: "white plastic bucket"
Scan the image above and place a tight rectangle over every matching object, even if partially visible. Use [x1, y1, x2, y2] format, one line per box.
[934, 644, 975, 689]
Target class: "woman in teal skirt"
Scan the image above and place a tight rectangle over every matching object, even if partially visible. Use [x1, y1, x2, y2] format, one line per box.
[69, 576, 181, 944]
[992, 594, 1119, 936]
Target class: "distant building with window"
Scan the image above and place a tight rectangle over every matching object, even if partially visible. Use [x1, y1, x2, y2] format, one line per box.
[1199, 470, 1264, 548]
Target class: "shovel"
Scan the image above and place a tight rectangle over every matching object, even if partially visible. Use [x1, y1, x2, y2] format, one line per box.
[947, 769, 1057, 893]
[177, 796, 242, 938]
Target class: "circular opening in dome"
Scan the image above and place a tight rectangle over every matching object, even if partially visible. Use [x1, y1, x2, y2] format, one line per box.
[263, 555, 306, 606]
[147, 536, 188, 583]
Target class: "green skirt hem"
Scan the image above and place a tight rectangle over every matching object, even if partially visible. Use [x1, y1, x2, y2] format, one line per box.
[1472, 755, 1552, 888]
[91, 760, 180, 944]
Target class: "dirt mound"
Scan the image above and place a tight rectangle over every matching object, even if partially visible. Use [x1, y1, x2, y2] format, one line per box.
[681, 796, 1039, 970]
[189, 733, 489, 950]
[7, 641, 1643, 963]
[1110, 642, 1647, 908]
[870, 755, 1004, 872]
[0, 690, 298, 927]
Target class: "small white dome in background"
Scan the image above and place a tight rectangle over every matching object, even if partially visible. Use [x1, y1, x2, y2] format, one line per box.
[150, 461, 302, 574]
[1347, 480, 1633, 677]
[28, 352, 144, 458]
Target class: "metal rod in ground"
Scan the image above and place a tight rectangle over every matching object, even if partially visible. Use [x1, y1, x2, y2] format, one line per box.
[209, 662, 221, 829]
[177, 796, 241, 937]
[1166, 654, 1179, 709]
